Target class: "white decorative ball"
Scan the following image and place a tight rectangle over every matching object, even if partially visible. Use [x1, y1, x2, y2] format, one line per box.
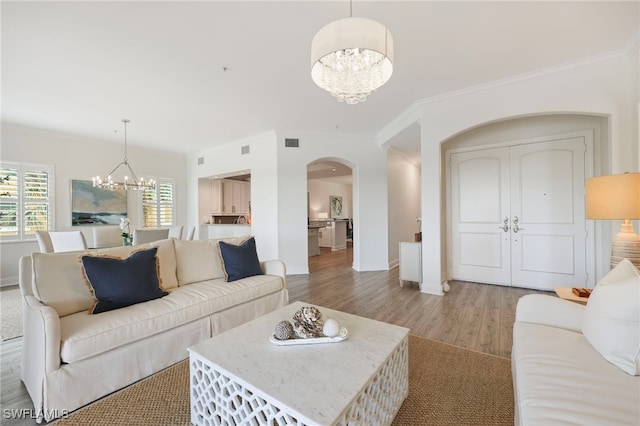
[323, 318, 340, 337]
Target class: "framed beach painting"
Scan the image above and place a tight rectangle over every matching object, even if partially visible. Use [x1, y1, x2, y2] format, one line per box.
[330, 195, 343, 219]
[71, 180, 127, 226]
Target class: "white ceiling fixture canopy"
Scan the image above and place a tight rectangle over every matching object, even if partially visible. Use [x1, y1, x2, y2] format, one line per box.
[311, 4, 394, 105]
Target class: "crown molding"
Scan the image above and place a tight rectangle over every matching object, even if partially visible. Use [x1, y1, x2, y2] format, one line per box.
[377, 36, 639, 145]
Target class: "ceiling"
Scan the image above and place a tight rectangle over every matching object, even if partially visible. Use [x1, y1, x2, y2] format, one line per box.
[2, 1, 638, 159]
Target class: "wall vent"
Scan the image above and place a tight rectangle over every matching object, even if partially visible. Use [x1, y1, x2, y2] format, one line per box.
[197, 157, 204, 165]
[241, 145, 250, 155]
[285, 138, 300, 148]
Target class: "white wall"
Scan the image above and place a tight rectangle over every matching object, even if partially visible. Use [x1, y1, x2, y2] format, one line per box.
[276, 132, 389, 274]
[187, 131, 389, 275]
[387, 149, 421, 267]
[0, 123, 188, 286]
[406, 51, 638, 294]
[307, 179, 352, 219]
[187, 131, 279, 263]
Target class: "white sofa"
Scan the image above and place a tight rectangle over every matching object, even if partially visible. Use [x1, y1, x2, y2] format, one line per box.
[512, 259, 640, 426]
[19, 237, 288, 422]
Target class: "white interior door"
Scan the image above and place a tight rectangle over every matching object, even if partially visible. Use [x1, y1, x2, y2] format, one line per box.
[509, 138, 588, 289]
[449, 136, 589, 290]
[450, 147, 511, 285]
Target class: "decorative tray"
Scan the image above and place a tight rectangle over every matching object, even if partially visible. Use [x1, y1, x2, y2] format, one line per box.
[269, 327, 349, 346]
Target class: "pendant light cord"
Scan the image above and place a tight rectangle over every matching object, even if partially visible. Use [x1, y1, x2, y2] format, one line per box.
[122, 119, 129, 163]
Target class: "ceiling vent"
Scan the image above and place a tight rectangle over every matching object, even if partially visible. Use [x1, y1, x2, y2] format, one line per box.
[197, 157, 204, 165]
[241, 145, 250, 155]
[285, 138, 300, 148]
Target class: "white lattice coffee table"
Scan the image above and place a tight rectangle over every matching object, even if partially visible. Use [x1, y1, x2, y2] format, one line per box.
[188, 301, 409, 426]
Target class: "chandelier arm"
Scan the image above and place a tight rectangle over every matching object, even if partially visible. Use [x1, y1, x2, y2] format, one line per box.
[106, 161, 127, 178]
[124, 161, 141, 185]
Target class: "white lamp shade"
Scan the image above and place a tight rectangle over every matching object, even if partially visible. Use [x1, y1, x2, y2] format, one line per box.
[311, 17, 393, 104]
[586, 173, 640, 220]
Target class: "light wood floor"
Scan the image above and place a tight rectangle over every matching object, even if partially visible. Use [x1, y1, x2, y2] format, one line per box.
[289, 246, 547, 359]
[0, 246, 548, 425]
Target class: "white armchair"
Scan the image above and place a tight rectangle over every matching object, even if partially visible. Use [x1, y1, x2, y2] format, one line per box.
[48, 231, 88, 252]
[133, 228, 170, 245]
[35, 231, 54, 253]
[184, 225, 196, 240]
[168, 225, 183, 239]
[92, 226, 122, 249]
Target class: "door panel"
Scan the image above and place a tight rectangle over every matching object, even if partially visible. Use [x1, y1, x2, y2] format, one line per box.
[459, 233, 504, 268]
[518, 149, 574, 224]
[510, 138, 587, 289]
[519, 234, 575, 274]
[450, 148, 510, 285]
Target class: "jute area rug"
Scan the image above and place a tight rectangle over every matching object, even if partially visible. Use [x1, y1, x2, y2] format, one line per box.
[53, 335, 513, 426]
[1, 287, 22, 341]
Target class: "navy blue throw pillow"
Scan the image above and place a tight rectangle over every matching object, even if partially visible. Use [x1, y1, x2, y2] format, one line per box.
[218, 237, 263, 282]
[81, 248, 168, 314]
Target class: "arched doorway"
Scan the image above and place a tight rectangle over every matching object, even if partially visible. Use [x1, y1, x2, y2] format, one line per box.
[307, 159, 354, 270]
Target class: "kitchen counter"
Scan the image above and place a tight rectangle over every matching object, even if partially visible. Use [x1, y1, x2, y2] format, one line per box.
[200, 224, 251, 240]
[308, 227, 320, 256]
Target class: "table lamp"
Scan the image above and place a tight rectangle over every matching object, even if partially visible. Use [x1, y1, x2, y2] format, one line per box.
[586, 172, 640, 269]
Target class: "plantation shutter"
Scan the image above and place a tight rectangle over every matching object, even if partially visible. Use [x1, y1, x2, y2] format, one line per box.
[0, 163, 52, 239]
[24, 168, 50, 234]
[142, 178, 174, 228]
[0, 168, 19, 237]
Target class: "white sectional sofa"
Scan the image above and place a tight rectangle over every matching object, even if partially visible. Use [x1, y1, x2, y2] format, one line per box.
[19, 237, 288, 422]
[512, 259, 640, 426]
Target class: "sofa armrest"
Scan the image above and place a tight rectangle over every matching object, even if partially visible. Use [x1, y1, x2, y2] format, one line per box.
[515, 294, 584, 333]
[20, 294, 61, 412]
[261, 260, 286, 282]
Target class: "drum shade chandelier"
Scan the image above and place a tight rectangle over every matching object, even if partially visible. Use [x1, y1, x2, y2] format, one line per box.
[92, 119, 155, 191]
[311, 1, 394, 105]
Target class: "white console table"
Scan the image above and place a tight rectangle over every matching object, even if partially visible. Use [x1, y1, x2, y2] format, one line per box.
[399, 242, 421, 287]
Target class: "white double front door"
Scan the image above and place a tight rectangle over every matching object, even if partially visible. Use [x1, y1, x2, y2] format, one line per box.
[448, 135, 592, 290]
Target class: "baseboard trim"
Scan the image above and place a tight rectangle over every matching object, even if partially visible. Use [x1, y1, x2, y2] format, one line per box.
[1, 277, 19, 288]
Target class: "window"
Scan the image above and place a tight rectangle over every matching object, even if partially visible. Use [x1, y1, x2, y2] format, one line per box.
[0, 162, 53, 240]
[141, 178, 175, 228]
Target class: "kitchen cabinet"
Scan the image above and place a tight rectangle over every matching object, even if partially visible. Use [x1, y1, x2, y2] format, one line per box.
[314, 219, 347, 251]
[222, 180, 250, 214]
[211, 179, 223, 214]
[308, 228, 320, 256]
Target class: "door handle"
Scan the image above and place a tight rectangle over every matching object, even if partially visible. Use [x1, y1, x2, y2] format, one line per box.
[499, 217, 509, 232]
[512, 216, 524, 233]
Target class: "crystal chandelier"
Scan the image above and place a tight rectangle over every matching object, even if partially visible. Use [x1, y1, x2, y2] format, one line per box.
[93, 119, 155, 191]
[311, 2, 394, 105]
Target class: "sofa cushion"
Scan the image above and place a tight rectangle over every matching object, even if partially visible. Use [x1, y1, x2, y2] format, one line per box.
[82, 248, 169, 314]
[31, 239, 178, 317]
[219, 237, 263, 282]
[93, 239, 179, 290]
[174, 237, 249, 286]
[31, 251, 95, 317]
[59, 274, 285, 363]
[174, 239, 224, 285]
[582, 258, 640, 375]
[513, 322, 640, 425]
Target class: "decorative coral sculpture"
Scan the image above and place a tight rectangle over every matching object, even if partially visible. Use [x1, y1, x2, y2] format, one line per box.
[292, 306, 325, 338]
